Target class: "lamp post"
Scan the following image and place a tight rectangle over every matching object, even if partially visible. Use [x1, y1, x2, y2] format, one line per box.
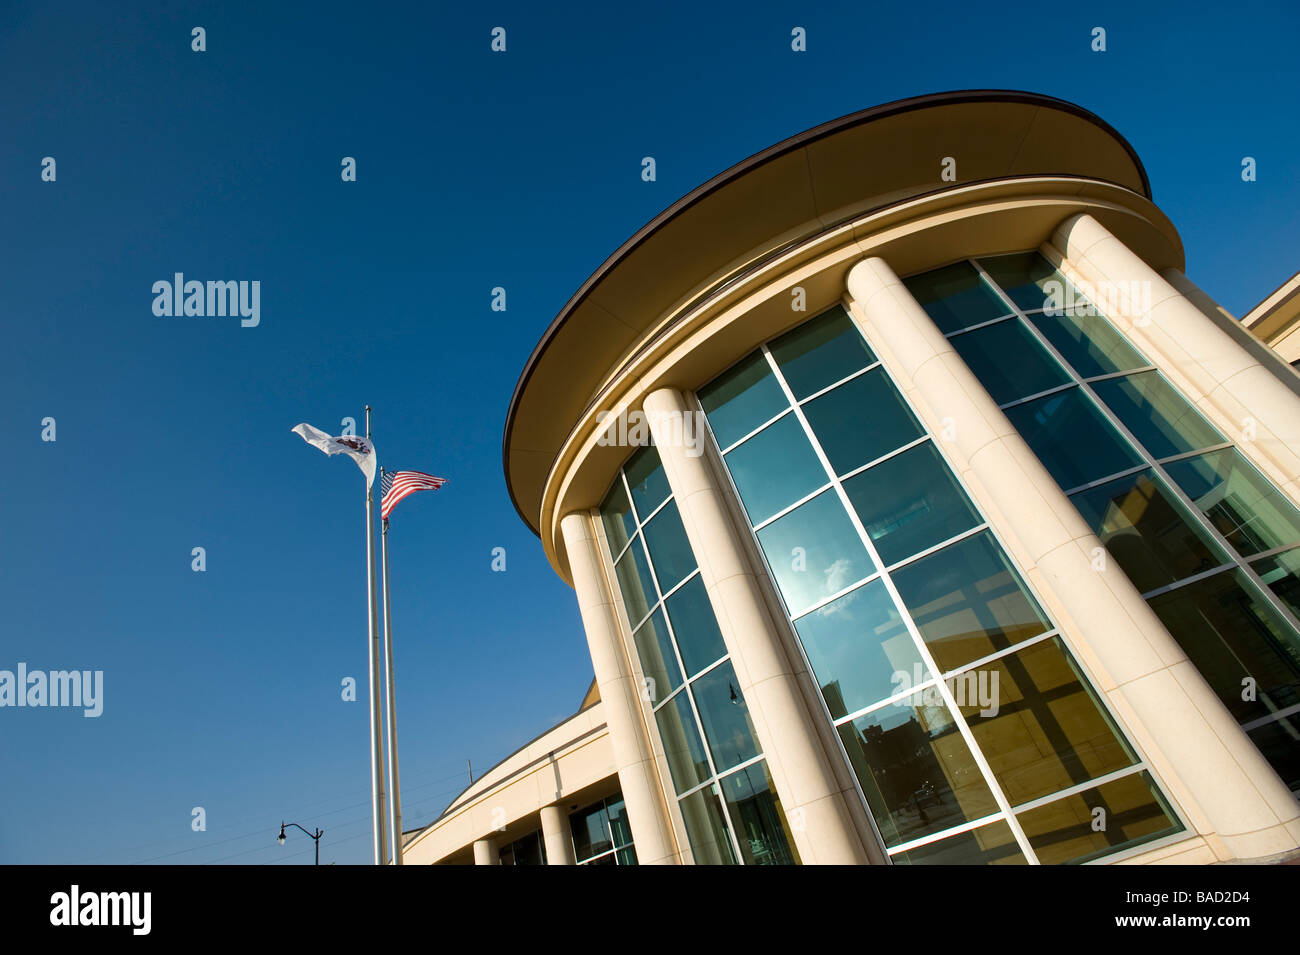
[277, 821, 324, 865]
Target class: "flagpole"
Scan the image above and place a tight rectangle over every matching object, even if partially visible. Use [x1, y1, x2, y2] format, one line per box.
[379, 468, 405, 865]
[365, 406, 389, 866]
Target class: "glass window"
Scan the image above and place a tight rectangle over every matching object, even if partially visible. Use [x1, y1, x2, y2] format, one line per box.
[956, 637, 1137, 805]
[949, 318, 1070, 406]
[1016, 771, 1182, 864]
[698, 352, 789, 449]
[1003, 387, 1142, 491]
[1069, 469, 1229, 594]
[640, 500, 695, 592]
[690, 661, 760, 772]
[1090, 370, 1223, 460]
[1246, 721, 1300, 794]
[677, 787, 737, 865]
[768, 305, 875, 399]
[842, 441, 981, 567]
[801, 367, 923, 476]
[794, 578, 922, 719]
[632, 610, 682, 703]
[1164, 448, 1300, 557]
[613, 537, 656, 626]
[977, 252, 1076, 314]
[599, 480, 635, 556]
[724, 413, 826, 525]
[838, 690, 1000, 847]
[891, 531, 1052, 673]
[716, 761, 799, 865]
[569, 804, 613, 862]
[756, 489, 873, 617]
[654, 691, 711, 795]
[606, 797, 633, 849]
[663, 575, 728, 677]
[1251, 546, 1300, 619]
[904, 261, 1011, 334]
[1026, 309, 1147, 379]
[892, 819, 1027, 865]
[624, 445, 671, 519]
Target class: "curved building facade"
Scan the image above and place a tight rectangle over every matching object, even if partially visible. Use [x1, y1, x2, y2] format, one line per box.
[424, 90, 1300, 866]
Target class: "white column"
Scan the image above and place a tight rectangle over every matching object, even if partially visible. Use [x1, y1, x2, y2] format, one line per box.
[559, 511, 681, 865]
[1048, 212, 1300, 506]
[540, 804, 577, 865]
[472, 837, 498, 866]
[845, 254, 1300, 862]
[642, 387, 879, 865]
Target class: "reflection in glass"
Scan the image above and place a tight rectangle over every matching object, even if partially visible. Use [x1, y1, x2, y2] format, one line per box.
[624, 445, 671, 519]
[663, 575, 728, 677]
[690, 661, 760, 773]
[640, 500, 695, 592]
[698, 352, 789, 449]
[843, 441, 981, 567]
[756, 489, 873, 616]
[613, 537, 656, 626]
[1164, 448, 1300, 557]
[716, 761, 799, 864]
[724, 413, 825, 525]
[1003, 387, 1142, 491]
[1251, 547, 1300, 620]
[891, 531, 1051, 672]
[801, 367, 923, 476]
[677, 787, 737, 865]
[1069, 469, 1228, 594]
[1016, 771, 1182, 864]
[903, 261, 1011, 333]
[1026, 309, 1147, 379]
[949, 318, 1070, 405]
[1091, 370, 1223, 460]
[632, 610, 682, 702]
[795, 578, 921, 719]
[892, 820, 1026, 865]
[768, 305, 875, 400]
[599, 479, 635, 556]
[977, 252, 1081, 314]
[654, 690, 711, 795]
[838, 690, 999, 847]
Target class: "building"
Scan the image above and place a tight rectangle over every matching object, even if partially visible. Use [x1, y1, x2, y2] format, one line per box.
[404, 90, 1300, 866]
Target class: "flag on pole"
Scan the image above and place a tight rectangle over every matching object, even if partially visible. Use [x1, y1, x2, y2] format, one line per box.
[381, 470, 447, 520]
[291, 423, 378, 489]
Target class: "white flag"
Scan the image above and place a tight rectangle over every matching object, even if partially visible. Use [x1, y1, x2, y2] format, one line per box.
[292, 423, 378, 489]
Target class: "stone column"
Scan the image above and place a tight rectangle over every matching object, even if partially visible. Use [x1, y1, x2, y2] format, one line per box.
[540, 803, 577, 865]
[641, 387, 879, 865]
[472, 837, 498, 866]
[1048, 212, 1300, 506]
[559, 511, 681, 865]
[844, 254, 1300, 862]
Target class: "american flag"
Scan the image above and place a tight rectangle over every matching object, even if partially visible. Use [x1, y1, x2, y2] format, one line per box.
[380, 469, 447, 520]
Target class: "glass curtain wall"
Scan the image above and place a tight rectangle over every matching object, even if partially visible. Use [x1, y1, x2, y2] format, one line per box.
[598, 447, 800, 864]
[904, 253, 1300, 793]
[498, 829, 546, 865]
[569, 795, 638, 865]
[696, 305, 1183, 865]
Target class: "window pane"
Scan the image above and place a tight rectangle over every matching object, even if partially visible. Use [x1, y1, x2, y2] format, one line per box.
[978, 251, 1075, 313]
[904, 261, 1012, 334]
[613, 537, 657, 626]
[1016, 771, 1182, 864]
[677, 787, 737, 865]
[640, 500, 696, 592]
[690, 661, 760, 772]
[632, 610, 682, 703]
[1251, 546, 1300, 619]
[654, 691, 711, 795]
[957, 637, 1137, 805]
[838, 690, 999, 847]
[843, 441, 981, 566]
[1246, 720, 1300, 793]
[1026, 309, 1147, 379]
[801, 367, 923, 476]
[1069, 469, 1229, 594]
[1147, 569, 1300, 728]
[699, 352, 789, 449]
[615, 846, 638, 865]
[768, 306, 876, 400]
[599, 479, 635, 556]
[569, 803, 612, 862]
[891, 531, 1051, 673]
[663, 575, 728, 677]
[624, 445, 670, 519]
[717, 761, 799, 865]
[1091, 371, 1223, 460]
[1164, 448, 1300, 557]
[724, 413, 826, 525]
[892, 820, 1027, 865]
[1004, 387, 1142, 491]
[950, 318, 1070, 406]
[756, 489, 874, 617]
[606, 798, 633, 848]
[794, 578, 922, 719]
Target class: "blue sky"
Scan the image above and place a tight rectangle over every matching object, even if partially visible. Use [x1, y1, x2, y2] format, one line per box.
[1, 1, 1296, 864]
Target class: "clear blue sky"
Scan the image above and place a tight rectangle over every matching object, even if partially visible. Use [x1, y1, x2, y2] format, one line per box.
[1, 1, 1296, 864]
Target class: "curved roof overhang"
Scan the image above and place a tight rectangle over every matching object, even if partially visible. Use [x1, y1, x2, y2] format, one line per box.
[504, 90, 1154, 537]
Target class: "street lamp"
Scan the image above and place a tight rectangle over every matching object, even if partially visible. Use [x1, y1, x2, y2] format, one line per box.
[277, 821, 324, 865]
